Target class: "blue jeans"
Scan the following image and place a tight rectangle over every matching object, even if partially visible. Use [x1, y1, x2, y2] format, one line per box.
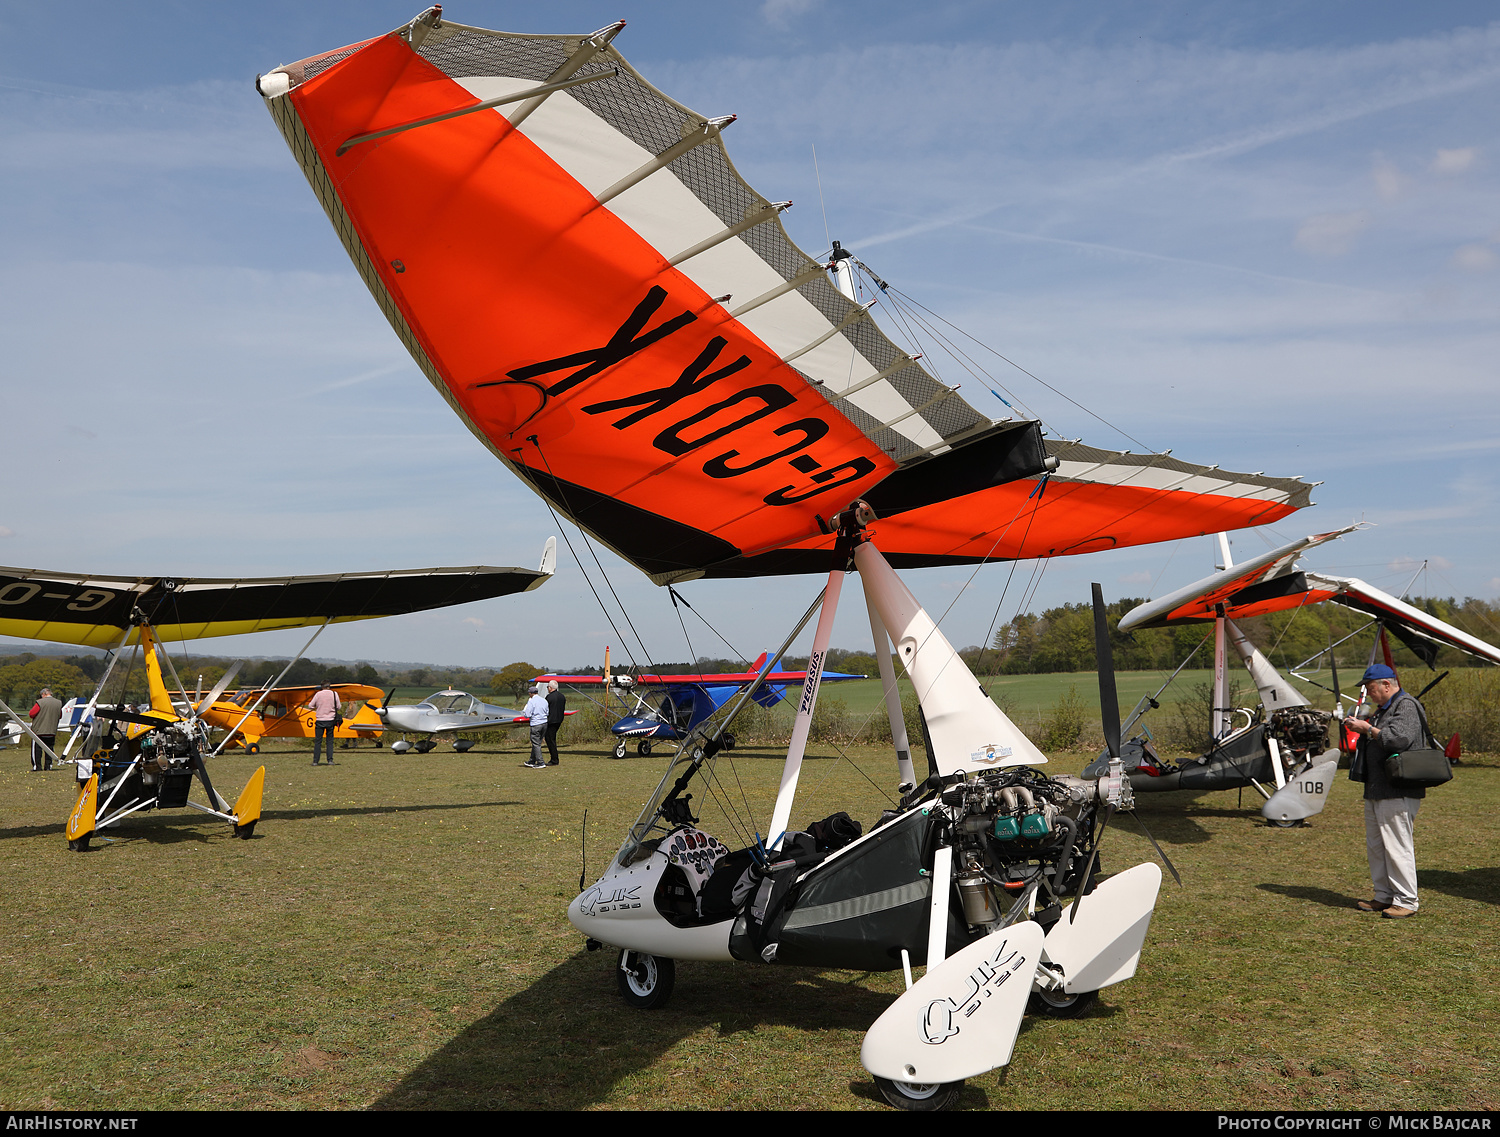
[314, 722, 337, 763]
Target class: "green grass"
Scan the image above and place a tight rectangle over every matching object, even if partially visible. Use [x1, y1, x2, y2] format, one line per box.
[1, 734, 1495, 1111]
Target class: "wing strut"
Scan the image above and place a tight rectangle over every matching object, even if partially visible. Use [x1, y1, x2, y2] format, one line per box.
[209, 619, 332, 756]
[766, 515, 864, 849]
[865, 578, 914, 787]
[62, 623, 134, 759]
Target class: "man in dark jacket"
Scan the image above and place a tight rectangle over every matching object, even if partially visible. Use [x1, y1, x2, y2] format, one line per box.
[544, 680, 566, 766]
[1345, 664, 1426, 919]
[29, 688, 63, 772]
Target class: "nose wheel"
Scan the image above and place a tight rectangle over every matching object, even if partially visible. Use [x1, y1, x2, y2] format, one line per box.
[873, 1076, 963, 1111]
[1027, 986, 1098, 1018]
[616, 950, 674, 1009]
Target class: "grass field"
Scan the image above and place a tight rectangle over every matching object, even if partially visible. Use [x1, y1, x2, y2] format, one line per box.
[2, 732, 1495, 1111]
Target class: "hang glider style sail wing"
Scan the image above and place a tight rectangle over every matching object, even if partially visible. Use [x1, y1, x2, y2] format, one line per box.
[1308, 573, 1500, 668]
[1118, 527, 1357, 630]
[0, 560, 553, 648]
[260, 9, 1312, 583]
[1118, 528, 1500, 668]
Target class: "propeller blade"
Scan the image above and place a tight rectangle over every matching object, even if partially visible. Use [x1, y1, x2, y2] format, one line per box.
[195, 661, 243, 718]
[96, 707, 175, 730]
[1068, 802, 1115, 924]
[1125, 808, 1181, 885]
[372, 688, 397, 717]
[1092, 583, 1121, 759]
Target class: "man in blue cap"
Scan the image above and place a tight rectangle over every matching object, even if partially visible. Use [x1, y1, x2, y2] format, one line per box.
[1343, 663, 1427, 919]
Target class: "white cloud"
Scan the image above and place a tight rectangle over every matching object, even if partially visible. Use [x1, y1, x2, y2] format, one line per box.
[0, 526, 13, 537]
[1372, 153, 1406, 201]
[1451, 243, 1496, 271]
[1294, 212, 1370, 257]
[761, 0, 820, 30]
[463, 617, 484, 628]
[1432, 147, 1478, 175]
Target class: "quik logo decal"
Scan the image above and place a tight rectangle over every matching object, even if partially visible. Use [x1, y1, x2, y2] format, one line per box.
[577, 883, 644, 916]
[920, 937, 1030, 1045]
[477, 287, 878, 505]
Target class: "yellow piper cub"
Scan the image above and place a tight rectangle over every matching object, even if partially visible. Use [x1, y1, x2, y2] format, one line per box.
[65, 618, 264, 851]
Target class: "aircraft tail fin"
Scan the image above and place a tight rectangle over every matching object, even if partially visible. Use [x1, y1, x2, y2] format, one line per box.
[749, 651, 771, 673]
[527, 536, 558, 588]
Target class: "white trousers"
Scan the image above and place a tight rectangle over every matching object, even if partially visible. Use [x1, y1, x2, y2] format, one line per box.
[1364, 797, 1421, 910]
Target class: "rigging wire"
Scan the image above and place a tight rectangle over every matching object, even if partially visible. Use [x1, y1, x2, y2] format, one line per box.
[667, 589, 759, 833]
[526, 437, 661, 673]
[855, 266, 1038, 422]
[812, 143, 833, 252]
[667, 586, 747, 664]
[882, 283, 1159, 454]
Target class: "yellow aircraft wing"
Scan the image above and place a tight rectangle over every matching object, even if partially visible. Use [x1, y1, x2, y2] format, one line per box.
[0, 556, 554, 648]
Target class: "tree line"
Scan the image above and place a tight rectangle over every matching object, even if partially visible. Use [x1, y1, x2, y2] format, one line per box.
[961, 595, 1500, 677]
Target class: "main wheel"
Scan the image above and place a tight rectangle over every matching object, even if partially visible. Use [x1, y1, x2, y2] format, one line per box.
[245, 744, 260, 755]
[232, 820, 258, 840]
[1267, 817, 1303, 829]
[637, 739, 653, 756]
[67, 835, 91, 852]
[1027, 985, 1098, 1019]
[616, 950, 675, 1009]
[612, 740, 628, 759]
[722, 733, 736, 752]
[873, 1076, 963, 1111]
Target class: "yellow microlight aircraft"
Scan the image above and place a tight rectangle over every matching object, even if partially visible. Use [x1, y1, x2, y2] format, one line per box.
[64, 618, 265, 851]
[0, 542, 558, 849]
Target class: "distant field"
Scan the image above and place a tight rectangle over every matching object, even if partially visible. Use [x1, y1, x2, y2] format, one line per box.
[824, 668, 1324, 723]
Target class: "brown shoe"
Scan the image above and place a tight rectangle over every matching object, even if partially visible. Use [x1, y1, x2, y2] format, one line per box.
[1381, 906, 1417, 919]
[1356, 900, 1391, 912]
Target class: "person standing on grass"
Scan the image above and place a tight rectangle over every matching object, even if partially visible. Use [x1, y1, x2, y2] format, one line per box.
[309, 682, 341, 766]
[29, 687, 62, 772]
[1344, 663, 1426, 920]
[523, 684, 549, 769]
[544, 680, 566, 766]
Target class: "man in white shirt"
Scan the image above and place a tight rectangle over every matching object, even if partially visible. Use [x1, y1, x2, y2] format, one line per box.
[523, 685, 549, 769]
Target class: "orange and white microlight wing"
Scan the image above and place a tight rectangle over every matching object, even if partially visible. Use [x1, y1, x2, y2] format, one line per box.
[262, 10, 1313, 582]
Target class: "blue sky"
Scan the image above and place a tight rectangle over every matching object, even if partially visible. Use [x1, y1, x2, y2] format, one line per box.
[2, 2, 1497, 671]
